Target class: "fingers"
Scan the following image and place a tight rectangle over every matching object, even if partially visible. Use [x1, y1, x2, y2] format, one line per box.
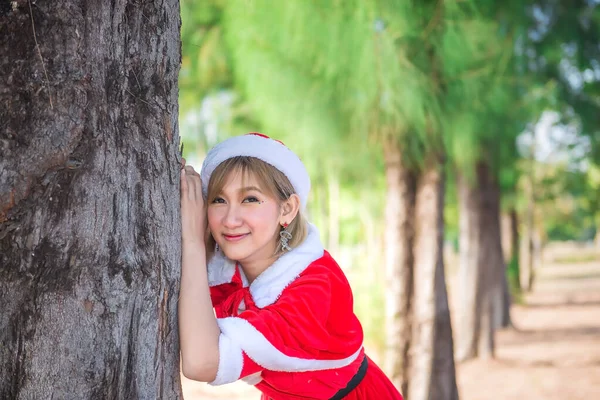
[180, 164, 204, 210]
[183, 165, 200, 178]
[194, 172, 203, 200]
[180, 168, 188, 194]
[187, 175, 196, 201]
[183, 166, 201, 202]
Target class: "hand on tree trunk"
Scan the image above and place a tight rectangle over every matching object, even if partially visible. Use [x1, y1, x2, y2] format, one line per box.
[180, 165, 207, 247]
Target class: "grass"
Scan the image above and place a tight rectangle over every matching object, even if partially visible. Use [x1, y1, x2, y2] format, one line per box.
[552, 254, 599, 264]
[340, 246, 387, 357]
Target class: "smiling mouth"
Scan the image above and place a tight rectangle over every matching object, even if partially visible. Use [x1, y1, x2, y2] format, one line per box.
[223, 233, 249, 242]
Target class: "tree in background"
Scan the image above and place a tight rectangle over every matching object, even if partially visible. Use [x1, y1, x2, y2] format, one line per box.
[589, 165, 600, 247]
[0, 2, 182, 398]
[177, 0, 600, 397]
[516, 0, 600, 288]
[440, 1, 531, 361]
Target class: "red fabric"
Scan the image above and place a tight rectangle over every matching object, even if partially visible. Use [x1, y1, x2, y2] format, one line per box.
[210, 252, 403, 399]
[259, 356, 403, 400]
[246, 132, 286, 146]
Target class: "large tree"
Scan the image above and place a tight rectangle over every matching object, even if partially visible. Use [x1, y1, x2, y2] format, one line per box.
[0, 2, 183, 398]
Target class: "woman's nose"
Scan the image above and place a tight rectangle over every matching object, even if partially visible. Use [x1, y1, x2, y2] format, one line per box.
[222, 204, 243, 228]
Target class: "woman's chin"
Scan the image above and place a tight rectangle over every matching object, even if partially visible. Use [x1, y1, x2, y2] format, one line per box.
[220, 248, 249, 262]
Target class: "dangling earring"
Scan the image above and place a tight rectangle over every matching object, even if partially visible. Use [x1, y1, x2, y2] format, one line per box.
[279, 223, 292, 252]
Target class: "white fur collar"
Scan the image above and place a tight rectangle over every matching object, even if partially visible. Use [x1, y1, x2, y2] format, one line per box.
[207, 251, 250, 288]
[207, 224, 324, 308]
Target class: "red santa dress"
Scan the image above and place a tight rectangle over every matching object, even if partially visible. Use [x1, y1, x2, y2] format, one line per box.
[207, 224, 404, 400]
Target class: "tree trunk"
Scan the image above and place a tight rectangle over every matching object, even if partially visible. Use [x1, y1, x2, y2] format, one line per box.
[456, 165, 496, 361]
[382, 141, 416, 396]
[595, 213, 600, 249]
[503, 209, 521, 293]
[0, 2, 182, 399]
[458, 163, 510, 354]
[522, 174, 536, 292]
[408, 156, 458, 400]
[501, 213, 512, 263]
[480, 169, 511, 330]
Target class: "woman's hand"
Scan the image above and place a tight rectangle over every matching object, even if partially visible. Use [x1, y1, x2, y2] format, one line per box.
[180, 162, 207, 247]
[178, 159, 220, 382]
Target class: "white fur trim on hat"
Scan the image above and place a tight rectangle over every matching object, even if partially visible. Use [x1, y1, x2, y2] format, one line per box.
[200, 133, 311, 208]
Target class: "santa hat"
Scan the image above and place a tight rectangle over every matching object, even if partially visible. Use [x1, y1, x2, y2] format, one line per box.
[200, 133, 311, 208]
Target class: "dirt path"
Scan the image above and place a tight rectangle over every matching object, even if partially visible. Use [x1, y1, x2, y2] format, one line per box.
[457, 254, 600, 400]
[182, 250, 600, 399]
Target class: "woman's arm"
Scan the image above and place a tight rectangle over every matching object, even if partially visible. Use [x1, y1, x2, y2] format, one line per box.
[178, 165, 220, 381]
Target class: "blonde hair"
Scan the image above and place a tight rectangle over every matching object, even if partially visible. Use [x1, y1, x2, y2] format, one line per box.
[205, 156, 307, 258]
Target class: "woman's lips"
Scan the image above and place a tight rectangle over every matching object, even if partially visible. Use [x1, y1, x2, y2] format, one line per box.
[223, 233, 249, 242]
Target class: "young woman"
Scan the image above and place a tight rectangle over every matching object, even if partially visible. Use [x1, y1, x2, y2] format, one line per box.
[179, 133, 403, 399]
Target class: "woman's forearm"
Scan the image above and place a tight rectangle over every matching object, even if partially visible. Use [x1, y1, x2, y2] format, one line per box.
[179, 242, 220, 381]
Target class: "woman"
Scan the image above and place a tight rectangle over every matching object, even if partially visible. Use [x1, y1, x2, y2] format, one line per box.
[179, 133, 403, 399]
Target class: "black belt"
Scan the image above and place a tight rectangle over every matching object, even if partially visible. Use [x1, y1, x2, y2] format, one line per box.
[329, 355, 368, 400]
[267, 355, 368, 400]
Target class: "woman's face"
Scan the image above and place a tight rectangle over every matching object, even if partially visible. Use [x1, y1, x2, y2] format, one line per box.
[207, 169, 282, 267]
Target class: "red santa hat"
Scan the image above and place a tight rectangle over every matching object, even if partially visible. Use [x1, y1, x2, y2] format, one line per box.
[200, 133, 311, 208]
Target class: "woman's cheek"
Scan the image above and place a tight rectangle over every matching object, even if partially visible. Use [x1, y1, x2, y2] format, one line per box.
[206, 208, 220, 230]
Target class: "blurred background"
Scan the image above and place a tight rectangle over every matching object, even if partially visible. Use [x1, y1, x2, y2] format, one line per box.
[177, 1, 600, 399]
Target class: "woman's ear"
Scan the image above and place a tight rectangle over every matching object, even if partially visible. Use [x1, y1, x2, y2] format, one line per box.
[280, 194, 301, 225]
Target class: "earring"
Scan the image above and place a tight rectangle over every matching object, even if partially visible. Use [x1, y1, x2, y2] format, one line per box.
[279, 223, 292, 252]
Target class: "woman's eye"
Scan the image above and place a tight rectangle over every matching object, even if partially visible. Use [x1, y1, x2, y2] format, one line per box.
[242, 196, 260, 203]
[212, 197, 226, 204]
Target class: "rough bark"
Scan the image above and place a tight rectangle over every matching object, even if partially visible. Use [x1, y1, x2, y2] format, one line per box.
[408, 157, 458, 400]
[383, 141, 416, 396]
[0, 2, 182, 399]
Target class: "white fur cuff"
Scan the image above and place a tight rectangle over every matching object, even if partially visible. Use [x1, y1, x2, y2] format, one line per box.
[218, 317, 362, 373]
[208, 333, 244, 386]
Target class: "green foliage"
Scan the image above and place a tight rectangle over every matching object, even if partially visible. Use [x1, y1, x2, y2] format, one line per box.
[507, 254, 521, 294]
[552, 253, 599, 264]
[223, 0, 445, 166]
[442, 1, 528, 181]
[179, 0, 600, 250]
[528, 160, 599, 242]
[526, 1, 600, 159]
[180, 0, 232, 113]
[444, 167, 460, 247]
